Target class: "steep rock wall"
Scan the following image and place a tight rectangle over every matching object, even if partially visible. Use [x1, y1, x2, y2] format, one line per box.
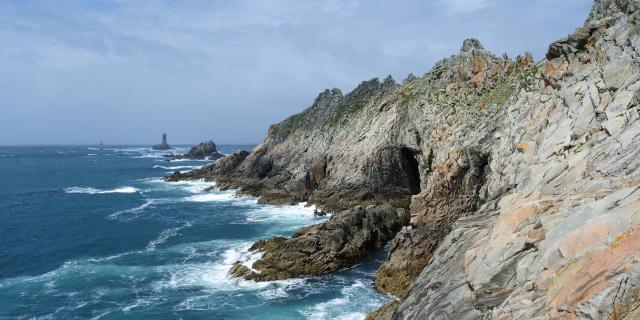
[167, 0, 640, 319]
[387, 0, 640, 318]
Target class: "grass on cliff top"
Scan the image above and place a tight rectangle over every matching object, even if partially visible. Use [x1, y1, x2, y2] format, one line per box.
[268, 110, 310, 142]
[274, 63, 541, 137]
[476, 64, 539, 110]
[476, 79, 514, 110]
[327, 90, 390, 128]
[448, 63, 541, 128]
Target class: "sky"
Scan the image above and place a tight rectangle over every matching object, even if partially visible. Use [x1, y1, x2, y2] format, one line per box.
[0, 0, 593, 145]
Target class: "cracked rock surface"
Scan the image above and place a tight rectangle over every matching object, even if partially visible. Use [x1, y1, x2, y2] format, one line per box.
[167, 0, 640, 319]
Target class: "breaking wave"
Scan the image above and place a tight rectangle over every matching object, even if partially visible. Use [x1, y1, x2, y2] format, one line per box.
[302, 280, 389, 320]
[146, 222, 193, 251]
[153, 165, 201, 170]
[64, 186, 139, 194]
[108, 199, 156, 220]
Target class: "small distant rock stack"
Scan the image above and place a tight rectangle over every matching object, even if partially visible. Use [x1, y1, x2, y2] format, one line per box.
[165, 139, 224, 161]
[152, 133, 171, 150]
[185, 140, 224, 160]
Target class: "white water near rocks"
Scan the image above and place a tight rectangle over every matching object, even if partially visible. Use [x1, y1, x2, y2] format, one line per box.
[0, 146, 389, 319]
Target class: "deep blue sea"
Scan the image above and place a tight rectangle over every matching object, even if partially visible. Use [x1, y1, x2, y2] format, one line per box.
[0, 146, 389, 320]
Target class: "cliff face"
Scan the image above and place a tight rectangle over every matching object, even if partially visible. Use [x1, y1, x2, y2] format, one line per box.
[168, 0, 640, 318]
[172, 38, 517, 212]
[391, 1, 640, 319]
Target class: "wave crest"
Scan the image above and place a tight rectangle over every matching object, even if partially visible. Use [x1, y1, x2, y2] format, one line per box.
[64, 186, 139, 194]
[153, 165, 201, 170]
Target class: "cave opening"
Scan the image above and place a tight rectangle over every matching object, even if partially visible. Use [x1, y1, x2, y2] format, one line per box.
[400, 147, 421, 195]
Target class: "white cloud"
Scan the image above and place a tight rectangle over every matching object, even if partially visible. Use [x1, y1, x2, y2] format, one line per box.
[0, 0, 591, 145]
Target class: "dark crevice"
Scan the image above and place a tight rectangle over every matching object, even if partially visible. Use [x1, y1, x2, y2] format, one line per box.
[400, 147, 422, 195]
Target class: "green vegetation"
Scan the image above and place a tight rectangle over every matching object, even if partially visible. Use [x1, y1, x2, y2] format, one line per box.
[476, 79, 514, 110]
[399, 88, 420, 107]
[268, 110, 309, 142]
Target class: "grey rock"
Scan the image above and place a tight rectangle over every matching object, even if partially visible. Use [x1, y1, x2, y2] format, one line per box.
[227, 205, 403, 281]
[167, 1, 640, 319]
[167, 139, 224, 161]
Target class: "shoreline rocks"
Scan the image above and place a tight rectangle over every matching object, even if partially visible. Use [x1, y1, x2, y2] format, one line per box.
[164, 149, 248, 183]
[228, 205, 405, 281]
[166, 1, 640, 319]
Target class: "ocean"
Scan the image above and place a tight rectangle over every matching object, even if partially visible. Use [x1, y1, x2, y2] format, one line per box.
[0, 146, 390, 319]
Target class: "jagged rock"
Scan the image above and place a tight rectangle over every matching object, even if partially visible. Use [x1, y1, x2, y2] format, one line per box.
[187, 140, 224, 160]
[167, 0, 640, 319]
[515, 52, 534, 70]
[169, 36, 513, 211]
[374, 227, 437, 298]
[166, 140, 224, 161]
[365, 301, 400, 320]
[461, 38, 484, 52]
[227, 205, 403, 281]
[546, 26, 594, 60]
[164, 149, 248, 183]
[390, 1, 640, 319]
[403, 73, 417, 84]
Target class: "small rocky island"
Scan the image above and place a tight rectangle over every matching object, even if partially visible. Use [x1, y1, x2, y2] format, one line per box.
[166, 140, 224, 161]
[152, 133, 171, 150]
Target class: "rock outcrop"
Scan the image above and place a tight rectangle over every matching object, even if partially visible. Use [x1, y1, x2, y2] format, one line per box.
[167, 0, 640, 319]
[165, 140, 224, 161]
[390, 1, 640, 319]
[228, 204, 404, 281]
[152, 133, 171, 150]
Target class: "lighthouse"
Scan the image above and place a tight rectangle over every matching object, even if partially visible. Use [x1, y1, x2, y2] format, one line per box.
[152, 133, 171, 150]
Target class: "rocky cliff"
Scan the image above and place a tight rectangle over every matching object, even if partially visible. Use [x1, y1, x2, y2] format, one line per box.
[167, 0, 640, 318]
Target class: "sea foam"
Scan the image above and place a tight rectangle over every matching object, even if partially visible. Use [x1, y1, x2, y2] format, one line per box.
[146, 222, 193, 251]
[153, 165, 201, 170]
[160, 179, 215, 193]
[302, 280, 383, 320]
[64, 186, 139, 194]
[185, 192, 236, 202]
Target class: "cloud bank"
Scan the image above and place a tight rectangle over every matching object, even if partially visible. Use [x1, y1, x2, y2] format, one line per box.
[0, 0, 591, 145]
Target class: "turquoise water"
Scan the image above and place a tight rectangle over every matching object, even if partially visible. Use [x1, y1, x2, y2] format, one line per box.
[0, 146, 389, 319]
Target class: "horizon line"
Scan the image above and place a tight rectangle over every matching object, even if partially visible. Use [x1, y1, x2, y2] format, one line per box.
[0, 142, 259, 147]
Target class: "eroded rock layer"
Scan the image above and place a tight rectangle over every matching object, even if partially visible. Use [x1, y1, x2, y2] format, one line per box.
[392, 1, 640, 319]
[167, 0, 640, 319]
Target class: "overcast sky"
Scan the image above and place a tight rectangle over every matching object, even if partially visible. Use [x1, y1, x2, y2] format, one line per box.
[0, 0, 592, 145]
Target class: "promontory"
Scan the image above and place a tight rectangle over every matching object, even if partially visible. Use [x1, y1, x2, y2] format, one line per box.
[167, 1, 640, 318]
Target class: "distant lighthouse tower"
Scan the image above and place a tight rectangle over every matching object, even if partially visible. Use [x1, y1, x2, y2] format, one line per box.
[152, 133, 171, 150]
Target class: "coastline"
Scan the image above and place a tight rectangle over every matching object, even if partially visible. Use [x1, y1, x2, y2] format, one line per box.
[166, 1, 640, 318]
[0, 145, 392, 319]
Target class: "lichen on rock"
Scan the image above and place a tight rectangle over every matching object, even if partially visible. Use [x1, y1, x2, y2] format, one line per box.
[166, 0, 640, 319]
